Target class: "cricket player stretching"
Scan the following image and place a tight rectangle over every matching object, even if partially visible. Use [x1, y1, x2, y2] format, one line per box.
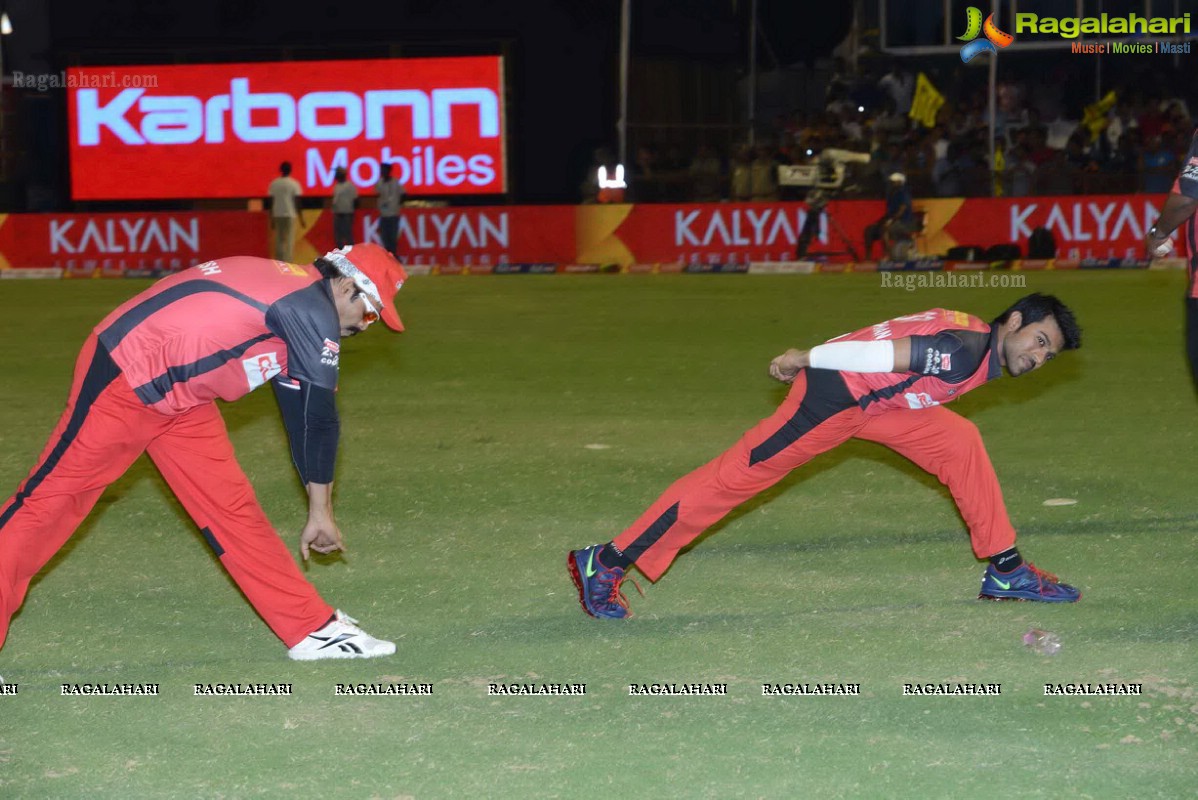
[570, 293, 1083, 619]
[0, 244, 405, 660]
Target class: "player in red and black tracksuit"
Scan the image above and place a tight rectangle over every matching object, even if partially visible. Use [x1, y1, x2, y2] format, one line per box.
[569, 293, 1083, 619]
[0, 244, 408, 660]
[1145, 126, 1198, 382]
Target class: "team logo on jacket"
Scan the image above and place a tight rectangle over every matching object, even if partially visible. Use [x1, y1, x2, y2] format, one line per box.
[904, 391, 940, 410]
[243, 352, 282, 389]
[321, 338, 340, 367]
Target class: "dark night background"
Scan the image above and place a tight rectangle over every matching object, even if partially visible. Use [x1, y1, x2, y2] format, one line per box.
[2, 0, 853, 207]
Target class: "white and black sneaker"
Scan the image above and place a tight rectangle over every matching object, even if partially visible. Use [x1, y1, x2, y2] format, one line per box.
[287, 610, 396, 661]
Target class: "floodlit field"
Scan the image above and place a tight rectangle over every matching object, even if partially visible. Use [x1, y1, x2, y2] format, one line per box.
[0, 270, 1195, 798]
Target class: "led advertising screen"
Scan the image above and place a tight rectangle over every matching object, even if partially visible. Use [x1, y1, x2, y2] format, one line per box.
[67, 56, 506, 200]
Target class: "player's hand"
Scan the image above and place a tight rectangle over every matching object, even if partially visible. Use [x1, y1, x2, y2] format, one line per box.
[769, 348, 809, 383]
[1146, 229, 1173, 258]
[300, 519, 346, 561]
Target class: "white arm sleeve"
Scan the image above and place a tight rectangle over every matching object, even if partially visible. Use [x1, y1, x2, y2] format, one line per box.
[808, 340, 896, 373]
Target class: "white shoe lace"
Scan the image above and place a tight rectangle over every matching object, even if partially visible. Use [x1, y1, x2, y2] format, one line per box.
[334, 611, 368, 637]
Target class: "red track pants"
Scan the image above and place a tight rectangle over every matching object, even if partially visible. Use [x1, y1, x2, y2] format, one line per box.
[0, 336, 333, 650]
[612, 371, 1018, 581]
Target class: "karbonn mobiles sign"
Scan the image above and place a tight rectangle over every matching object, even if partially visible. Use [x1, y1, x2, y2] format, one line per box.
[67, 57, 506, 200]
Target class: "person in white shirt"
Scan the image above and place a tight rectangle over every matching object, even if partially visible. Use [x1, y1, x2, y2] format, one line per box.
[330, 167, 358, 249]
[268, 162, 303, 262]
[374, 163, 404, 257]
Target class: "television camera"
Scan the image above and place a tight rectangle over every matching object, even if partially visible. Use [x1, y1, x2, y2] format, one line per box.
[777, 148, 871, 191]
[780, 149, 871, 261]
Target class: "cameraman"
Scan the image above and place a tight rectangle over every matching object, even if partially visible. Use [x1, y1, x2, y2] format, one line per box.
[864, 172, 915, 260]
[796, 188, 829, 259]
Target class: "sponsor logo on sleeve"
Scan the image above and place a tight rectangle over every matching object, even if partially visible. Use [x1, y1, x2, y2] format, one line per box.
[243, 352, 282, 389]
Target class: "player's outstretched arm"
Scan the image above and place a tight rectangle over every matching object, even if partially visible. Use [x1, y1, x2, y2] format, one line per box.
[769, 338, 912, 383]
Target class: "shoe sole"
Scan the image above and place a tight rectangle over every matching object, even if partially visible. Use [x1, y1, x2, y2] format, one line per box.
[978, 591, 1081, 603]
[288, 642, 397, 661]
[289, 649, 395, 661]
[567, 551, 600, 618]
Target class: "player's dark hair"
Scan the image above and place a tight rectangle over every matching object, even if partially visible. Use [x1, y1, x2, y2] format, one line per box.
[313, 257, 340, 279]
[993, 293, 1082, 350]
[280, 161, 293, 176]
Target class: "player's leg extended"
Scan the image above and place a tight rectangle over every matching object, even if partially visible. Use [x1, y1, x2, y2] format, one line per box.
[610, 370, 862, 582]
[854, 406, 1016, 556]
[0, 340, 158, 649]
[854, 406, 1078, 601]
[145, 404, 334, 648]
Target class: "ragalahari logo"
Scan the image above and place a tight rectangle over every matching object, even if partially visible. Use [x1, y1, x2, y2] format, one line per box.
[959, 7, 1015, 62]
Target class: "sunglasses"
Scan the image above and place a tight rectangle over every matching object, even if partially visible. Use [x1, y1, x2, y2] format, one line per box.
[355, 292, 381, 324]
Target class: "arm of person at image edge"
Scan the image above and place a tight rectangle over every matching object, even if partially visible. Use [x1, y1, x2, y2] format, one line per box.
[1145, 128, 1198, 257]
[768, 334, 981, 384]
[266, 286, 345, 561]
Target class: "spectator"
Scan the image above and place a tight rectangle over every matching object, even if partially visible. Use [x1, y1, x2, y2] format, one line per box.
[1105, 100, 1138, 151]
[1027, 127, 1057, 168]
[1035, 149, 1074, 196]
[750, 146, 780, 201]
[330, 167, 358, 249]
[688, 144, 724, 202]
[838, 106, 867, 145]
[374, 163, 404, 258]
[1005, 144, 1037, 197]
[1044, 111, 1079, 151]
[878, 61, 915, 116]
[1064, 132, 1101, 177]
[1138, 96, 1168, 142]
[730, 146, 753, 202]
[1107, 127, 1141, 190]
[871, 97, 909, 144]
[268, 161, 303, 262]
[1140, 134, 1178, 194]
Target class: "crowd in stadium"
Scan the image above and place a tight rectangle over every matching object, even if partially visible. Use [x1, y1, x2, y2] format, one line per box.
[616, 57, 1195, 204]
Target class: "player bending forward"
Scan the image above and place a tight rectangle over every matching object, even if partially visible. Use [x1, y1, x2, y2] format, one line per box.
[0, 244, 407, 660]
[569, 293, 1083, 618]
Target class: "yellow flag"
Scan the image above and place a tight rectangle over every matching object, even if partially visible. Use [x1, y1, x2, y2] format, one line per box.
[909, 72, 945, 129]
[1082, 90, 1117, 141]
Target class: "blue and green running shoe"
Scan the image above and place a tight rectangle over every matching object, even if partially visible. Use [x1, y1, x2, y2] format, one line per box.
[979, 562, 1080, 602]
[568, 545, 633, 619]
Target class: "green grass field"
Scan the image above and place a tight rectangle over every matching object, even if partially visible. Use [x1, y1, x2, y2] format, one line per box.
[0, 270, 1195, 798]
